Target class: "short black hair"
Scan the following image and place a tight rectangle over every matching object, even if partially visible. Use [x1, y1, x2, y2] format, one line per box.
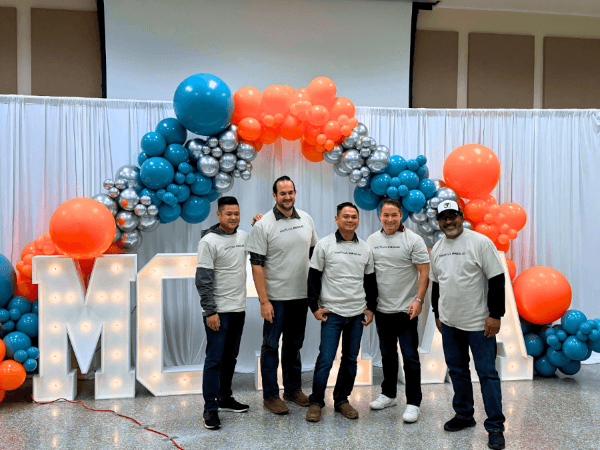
[217, 196, 239, 211]
[273, 175, 296, 195]
[380, 198, 402, 213]
[337, 202, 359, 216]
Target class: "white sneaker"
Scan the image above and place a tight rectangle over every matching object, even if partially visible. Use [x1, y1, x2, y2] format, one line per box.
[402, 405, 420, 423]
[369, 394, 397, 410]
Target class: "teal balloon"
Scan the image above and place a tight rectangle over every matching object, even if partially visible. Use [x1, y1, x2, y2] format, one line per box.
[371, 173, 392, 195]
[416, 155, 427, 166]
[1, 320, 15, 334]
[561, 310, 587, 334]
[534, 355, 557, 377]
[403, 190, 426, 213]
[588, 329, 600, 342]
[8, 296, 31, 314]
[562, 336, 588, 361]
[16, 313, 38, 338]
[418, 179, 436, 199]
[406, 159, 419, 171]
[173, 73, 234, 136]
[8, 308, 21, 321]
[185, 173, 196, 185]
[174, 172, 185, 185]
[386, 186, 399, 199]
[206, 188, 221, 202]
[546, 334, 561, 350]
[558, 360, 581, 376]
[167, 184, 180, 195]
[181, 195, 211, 224]
[141, 131, 167, 156]
[163, 144, 189, 168]
[137, 151, 149, 166]
[178, 162, 193, 175]
[140, 157, 175, 190]
[23, 358, 37, 372]
[3, 331, 32, 358]
[546, 348, 569, 367]
[190, 173, 212, 196]
[27, 346, 40, 359]
[556, 329, 567, 342]
[385, 155, 406, 177]
[162, 192, 178, 207]
[576, 331, 588, 341]
[399, 170, 420, 189]
[158, 203, 181, 223]
[140, 188, 162, 207]
[416, 164, 428, 179]
[521, 323, 531, 335]
[582, 346, 593, 361]
[544, 328, 556, 337]
[354, 186, 381, 211]
[14, 349, 28, 363]
[156, 189, 166, 201]
[590, 337, 600, 353]
[389, 177, 401, 188]
[524, 333, 544, 357]
[0, 309, 8, 322]
[0, 254, 16, 308]
[402, 206, 409, 223]
[397, 185, 409, 197]
[155, 118, 187, 145]
[176, 184, 191, 203]
[579, 321, 593, 335]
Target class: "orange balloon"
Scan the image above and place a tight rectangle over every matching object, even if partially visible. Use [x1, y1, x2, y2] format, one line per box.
[483, 194, 497, 205]
[483, 213, 495, 224]
[307, 105, 330, 127]
[475, 222, 498, 242]
[323, 121, 342, 141]
[513, 266, 572, 324]
[301, 141, 324, 162]
[329, 97, 355, 121]
[456, 197, 466, 212]
[0, 389, 5, 404]
[348, 117, 359, 128]
[21, 242, 36, 260]
[505, 257, 517, 281]
[262, 114, 275, 127]
[464, 199, 489, 223]
[0, 340, 5, 361]
[494, 239, 510, 253]
[0, 360, 26, 391]
[294, 100, 312, 122]
[499, 203, 527, 232]
[497, 234, 509, 245]
[338, 115, 349, 126]
[290, 87, 311, 105]
[20, 264, 32, 278]
[280, 115, 303, 141]
[307, 77, 336, 109]
[507, 229, 518, 240]
[233, 86, 262, 120]
[261, 85, 291, 116]
[340, 125, 352, 137]
[493, 213, 506, 226]
[498, 223, 510, 234]
[443, 144, 501, 200]
[15, 273, 37, 302]
[259, 126, 281, 145]
[238, 117, 262, 141]
[324, 140, 335, 151]
[316, 134, 327, 145]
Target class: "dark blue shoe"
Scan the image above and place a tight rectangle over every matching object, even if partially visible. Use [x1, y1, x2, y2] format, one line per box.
[444, 416, 476, 432]
[218, 397, 249, 413]
[488, 431, 505, 449]
[203, 410, 220, 429]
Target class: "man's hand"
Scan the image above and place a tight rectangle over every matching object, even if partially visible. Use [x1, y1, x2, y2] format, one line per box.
[260, 301, 274, 323]
[484, 317, 501, 338]
[362, 310, 374, 326]
[436, 318, 442, 332]
[313, 308, 330, 322]
[251, 214, 263, 225]
[407, 300, 422, 320]
[206, 314, 220, 332]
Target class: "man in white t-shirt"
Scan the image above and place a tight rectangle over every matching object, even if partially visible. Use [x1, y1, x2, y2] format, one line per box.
[366, 198, 430, 423]
[196, 196, 250, 430]
[245, 176, 319, 415]
[305, 202, 377, 423]
[430, 200, 506, 450]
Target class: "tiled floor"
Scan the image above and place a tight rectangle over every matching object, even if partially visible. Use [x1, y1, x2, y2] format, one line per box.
[2, 365, 599, 449]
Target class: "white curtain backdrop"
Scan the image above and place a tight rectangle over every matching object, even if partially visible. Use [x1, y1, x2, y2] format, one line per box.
[1, 95, 598, 373]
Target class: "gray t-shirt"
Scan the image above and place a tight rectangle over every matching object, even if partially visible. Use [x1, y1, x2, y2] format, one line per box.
[245, 208, 318, 300]
[429, 228, 504, 331]
[197, 230, 248, 313]
[310, 233, 375, 318]
[367, 228, 430, 314]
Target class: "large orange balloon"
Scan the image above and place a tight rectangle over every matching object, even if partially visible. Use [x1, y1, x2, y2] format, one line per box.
[49, 198, 116, 259]
[443, 144, 501, 200]
[0, 340, 5, 361]
[307, 77, 336, 108]
[307, 105, 330, 127]
[505, 257, 517, 281]
[513, 266, 572, 324]
[499, 203, 527, 232]
[233, 86, 262, 120]
[464, 199, 489, 223]
[261, 85, 291, 116]
[0, 389, 5, 404]
[0, 360, 26, 391]
[280, 115, 304, 141]
[328, 97, 355, 121]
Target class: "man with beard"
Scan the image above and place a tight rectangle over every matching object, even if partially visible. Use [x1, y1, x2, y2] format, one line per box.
[430, 200, 506, 450]
[245, 175, 319, 415]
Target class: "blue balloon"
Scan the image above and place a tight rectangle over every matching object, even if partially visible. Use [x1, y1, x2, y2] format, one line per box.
[406, 159, 419, 171]
[167, 184, 180, 195]
[385, 155, 406, 177]
[155, 118, 187, 146]
[174, 172, 185, 185]
[562, 336, 589, 361]
[185, 173, 197, 185]
[416, 165, 428, 179]
[386, 186, 399, 199]
[398, 170, 420, 190]
[0, 309, 8, 323]
[579, 321, 593, 335]
[354, 186, 381, 211]
[8, 296, 31, 314]
[371, 173, 392, 196]
[140, 188, 162, 207]
[181, 195, 211, 224]
[546, 348, 569, 367]
[546, 334, 562, 350]
[158, 203, 181, 223]
[561, 310, 587, 334]
[173, 73, 234, 136]
[403, 190, 426, 213]
[27, 346, 40, 359]
[141, 131, 167, 156]
[556, 329, 568, 342]
[389, 177, 401, 188]
[402, 206, 410, 223]
[558, 359, 581, 376]
[162, 192, 178, 207]
[524, 333, 544, 357]
[576, 331, 588, 341]
[190, 173, 212, 196]
[176, 184, 191, 203]
[137, 151, 149, 166]
[588, 329, 600, 342]
[8, 308, 21, 321]
[0, 254, 16, 308]
[205, 188, 221, 202]
[3, 331, 32, 358]
[156, 189, 166, 201]
[16, 313, 38, 338]
[418, 179, 436, 199]
[23, 358, 37, 372]
[590, 337, 600, 353]
[140, 157, 175, 190]
[178, 162, 193, 175]
[397, 185, 409, 197]
[1, 320, 15, 334]
[14, 349, 28, 363]
[582, 345, 593, 361]
[534, 355, 557, 377]
[163, 144, 189, 168]
[416, 155, 427, 166]
[521, 323, 531, 335]
[544, 328, 556, 337]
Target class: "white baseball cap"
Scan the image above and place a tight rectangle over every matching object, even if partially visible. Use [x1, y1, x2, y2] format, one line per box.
[437, 200, 461, 217]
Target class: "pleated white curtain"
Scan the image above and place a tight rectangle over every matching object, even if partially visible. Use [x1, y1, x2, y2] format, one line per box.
[1, 95, 598, 372]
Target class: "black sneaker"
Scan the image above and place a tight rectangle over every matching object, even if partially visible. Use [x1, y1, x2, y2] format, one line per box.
[488, 431, 505, 449]
[444, 416, 477, 432]
[218, 397, 249, 413]
[203, 410, 221, 429]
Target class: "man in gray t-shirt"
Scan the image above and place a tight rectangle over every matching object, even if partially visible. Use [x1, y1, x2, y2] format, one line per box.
[430, 200, 507, 450]
[245, 175, 319, 415]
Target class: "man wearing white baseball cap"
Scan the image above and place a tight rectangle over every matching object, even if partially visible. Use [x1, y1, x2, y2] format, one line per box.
[429, 200, 507, 450]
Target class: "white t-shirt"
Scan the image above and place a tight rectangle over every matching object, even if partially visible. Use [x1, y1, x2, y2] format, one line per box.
[196, 230, 248, 313]
[245, 208, 318, 300]
[310, 232, 375, 318]
[367, 228, 430, 314]
[429, 228, 504, 331]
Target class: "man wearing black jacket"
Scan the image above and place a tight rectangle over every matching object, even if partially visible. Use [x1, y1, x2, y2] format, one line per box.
[305, 202, 378, 423]
[430, 200, 506, 450]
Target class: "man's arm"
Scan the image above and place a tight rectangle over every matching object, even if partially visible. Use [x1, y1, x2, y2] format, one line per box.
[431, 281, 442, 331]
[408, 262, 430, 319]
[362, 272, 378, 326]
[249, 254, 274, 323]
[307, 267, 323, 313]
[485, 273, 506, 337]
[195, 267, 217, 317]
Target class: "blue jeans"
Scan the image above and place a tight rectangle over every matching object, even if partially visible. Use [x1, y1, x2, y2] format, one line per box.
[261, 299, 307, 400]
[441, 323, 505, 432]
[309, 313, 364, 408]
[202, 312, 245, 411]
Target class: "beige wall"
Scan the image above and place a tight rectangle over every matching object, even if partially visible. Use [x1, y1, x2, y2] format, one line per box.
[0, 7, 18, 94]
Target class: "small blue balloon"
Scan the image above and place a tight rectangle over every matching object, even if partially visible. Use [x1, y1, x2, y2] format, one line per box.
[389, 177, 401, 188]
[582, 346, 593, 361]
[13, 349, 28, 363]
[181, 195, 211, 224]
[524, 333, 544, 357]
[534, 355, 557, 377]
[140, 157, 175, 190]
[2, 331, 32, 358]
[176, 184, 191, 203]
[416, 165, 428, 179]
[16, 313, 38, 338]
[397, 185, 409, 197]
[406, 159, 419, 171]
[30, 301, 38, 315]
[546, 334, 562, 350]
[576, 331, 588, 341]
[23, 358, 37, 373]
[173, 73, 234, 136]
[8, 308, 21, 321]
[8, 297, 31, 314]
[155, 118, 187, 146]
[156, 189, 166, 201]
[579, 321, 593, 335]
[416, 155, 427, 166]
[561, 310, 587, 334]
[205, 189, 221, 202]
[385, 155, 407, 177]
[185, 173, 197, 185]
[191, 173, 212, 196]
[558, 359, 581, 376]
[588, 329, 600, 342]
[141, 131, 167, 156]
[386, 186, 399, 199]
[398, 170, 420, 190]
[418, 179, 436, 199]
[27, 346, 40, 359]
[401, 206, 410, 223]
[1, 320, 15, 334]
[521, 323, 531, 335]
[137, 151, 149, 166]
[167, 184, 180, 195]
[162, 192, 178, 207]
[178, 162, 193, 175]
[0, 254, 16, 308]
[591, 337, 600, 353]
[174, 172, 186, 185]
[158, 203, 181, 223]
[403, 190, 426, 213]
[544, 328, 556, 338]
[562, 336, 589, 361]
[354, 186, 381, 211]
[0, 309, 8, 323]
[163, 144, 189, 168]
[140, 188, 162, 207]
[371, 173, 392, 196]
[556, 329, 568, 342]
[546, 348, 569, 367]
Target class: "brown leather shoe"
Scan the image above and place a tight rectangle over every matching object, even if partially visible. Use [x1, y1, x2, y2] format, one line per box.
[335, 402, 359, 419]
[306, 404, 322, 422]
[263, 398, 290, 415]
[284, 391, 310, 407]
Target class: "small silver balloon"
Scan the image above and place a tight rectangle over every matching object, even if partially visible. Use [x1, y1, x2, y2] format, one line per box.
[92, 193, 118, 216]
[208, 137, 219, 148]
[232, 169, 241, 178]
[185, 138, 207, 164]
[213, 172, 234, 193]
[137, 215, 159, 232]
[108, 187, 120, 199]
[429, 217, 441, 231]
[241, 170, 251, 181]
[116, 210, 140, 232]
[354, 138, 363, 150]
[410, 211, 428, 224]
[431, 179, 445, 191]
[118, 188, 140, 211]
[342, 132, 360, 149]
[228, 124, 238, 133]
[198, 155, 220, 177]
[434, 230, 445, 242]
[426, 208, 437, 219]
[430, 197, 441, 209]
[370, 141, 377, 151]
[115, 165, 143, 194]
[376, 145, 389, 155]
[147, 204, 158, 216]
[202, 145, 212, 155]
[103, 179, 114, 190]
[115, 179, 127, 190]
[218, 130, 238, 152]
[355, 123, 368, 137]
[436, 187, 459, 202]
[418, 222, 434, 235]
[219, 153, 237, 172]
[360, 148, 372, 159]
[342, 149, 364, 170]
[333, 163, 350, 177]
[424, 234, 436, 248]
[366, 150, 389, 173]
[121, 229, 143, 252]
[331, 145, 344, 157]
[360, 166, 370, 178]
[140, 195, 152, 206]
[463, 221, 472, 230]
[357, 177, 369, 188]
[323, 150, 341, 164]
[134, 204, 147, 217]
[361, 137, 373, 149]
[246, 162, 253, 172]
[113, 227, 122, 243]
[236, 142, 257, 162]
[211, 147, 223, 158]
[236, 159, 248, 171]
[349, 169, 362, 183]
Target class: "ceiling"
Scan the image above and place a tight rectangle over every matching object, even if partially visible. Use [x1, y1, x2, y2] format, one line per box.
[436, 0, 600, 17]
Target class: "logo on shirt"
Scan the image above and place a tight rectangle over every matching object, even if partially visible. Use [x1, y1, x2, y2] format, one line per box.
[224, 244, 245, 251]
[280, 225, 304, 233]
[373, 245, 401, 250]
[439, 252, 465, 257]
[334, 251, 363, 256]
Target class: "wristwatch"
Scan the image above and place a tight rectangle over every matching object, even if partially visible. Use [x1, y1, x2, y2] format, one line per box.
[415, 297, 424, 305]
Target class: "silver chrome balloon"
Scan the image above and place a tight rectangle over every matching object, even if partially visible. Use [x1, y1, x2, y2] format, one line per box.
[134, 204, 147, 216]
[357, 177, 369, 188]
[236, 142, 257, 162]
[92, 193, 118, 216]
[219, 153, 237, 172]
[236, 159, 248, 171]
[429, 217, 441, 231]
[360, 148, 372, 159]
[424, 234, 436, 248]
[103, 179, 114, 190]
[140, 195, 152, 206]
[114, 179, 128, 190]
[115, 165, 143, 194]
[418, 222, 434, 235]
[211, 147, 223, 158]
[342, 131, 359, 149]
[431, 179, 444, 191]
[118, 188, 140, 211]
[354, 138, 363, 150]
[246, 162, 253, 172]
[333, 163, 350, 177]
[228, 124, 238, 133]
[355, 123, 368, 137]
[376, 145, 389, 155]
[208, 137, 219, 148]
[108, 187, 120, 199]
[434, 230, 445, 242]
[323, 150, 340, 164]
[370, 140, 377, 151]
[430, 197, 441, 209]
[202, 145, 212, 155]
[435, 187, 459, 202]
[213, 172, 234, 193]
[240, 170, 251, 181]
[349, 169, 362, 182]
[121, 229, 143, 252]
[341, 149, 364, 170]
[218, 130, 238, 152]
[116, 210, 140, 232]
[360, 166, 370, 178]
[137, 215, 159, 232]
[425, 207, 437, 219]
[410, 211, 428, 224]
[147, 204, 158, 216]
[366, 150, 389, 173]
[113, 227, 122, 243]
[232, 169, 241, 178]
[463, 220, 472, 230]
[185, 138, 207, 164]
[198, 155, 220, 177]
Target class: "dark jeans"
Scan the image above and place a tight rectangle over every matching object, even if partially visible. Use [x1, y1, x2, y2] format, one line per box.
[202, 311, 245, 411]
[441, 323, 505, 432]
[375, 311, 422, 406]
[261, 299, 308, 400]
[309, 313, 364, 408]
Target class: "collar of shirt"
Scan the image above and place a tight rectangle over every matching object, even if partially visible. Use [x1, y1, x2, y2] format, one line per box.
[379, 223, 405, 234]
[201, 222, 238, 238]
[273, 205, 301, 220]
[335, 229, 359, 243]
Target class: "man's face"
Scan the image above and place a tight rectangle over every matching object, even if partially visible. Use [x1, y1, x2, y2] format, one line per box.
[216, 205, 240, 232]
[335, 206, 360, 234]
[379, 204, 402, 234]
[273, 180, 296, 212]
[438, 210, 464, 239]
